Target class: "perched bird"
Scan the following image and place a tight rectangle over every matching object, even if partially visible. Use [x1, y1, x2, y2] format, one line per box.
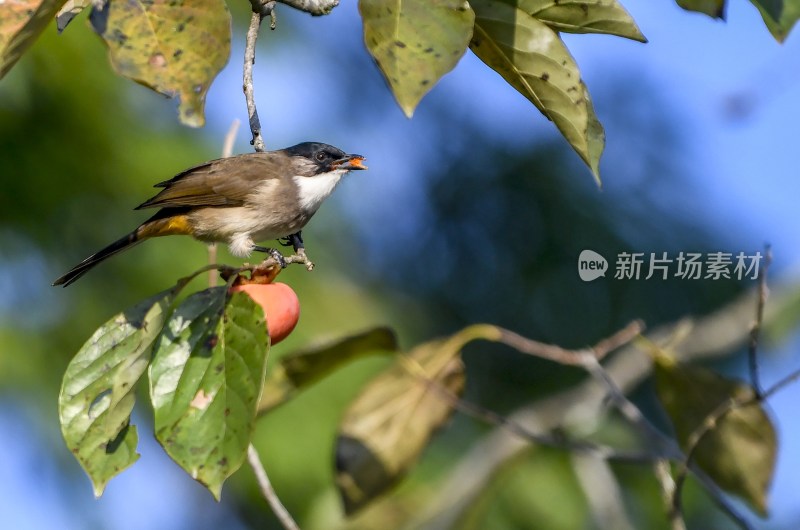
[53, 142, 366, 286]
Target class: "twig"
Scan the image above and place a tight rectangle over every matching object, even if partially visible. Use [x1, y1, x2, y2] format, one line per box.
[244, 10, 268, 152]
[748, 244, 771, 397]
[251, 0, 337, 16]
[571, 452, 635, 530]
[247, 444, 300, 530]
[493, 319, 645, 366]
[397, 322, 662, 463]
[278, 0, 338, 15]
[207, 120, 242, 286]
[579, 353, 681, 460]
[762, 365, 800, 399]
[654, 460, 686, 530]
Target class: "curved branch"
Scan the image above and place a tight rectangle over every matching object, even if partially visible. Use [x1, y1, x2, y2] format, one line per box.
[252, 0, 339, 16]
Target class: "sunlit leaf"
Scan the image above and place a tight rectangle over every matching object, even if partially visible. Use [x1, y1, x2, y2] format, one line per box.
[655, 356, 777, 516]
[470, 0, 605, 182]
[359, 0, 474, 117]
[59, 290, 174, 497]
[674, 0, 726, 19]
[89, 0, 231, 127]
[56, 0, 91, 33]
[0, 0, 67, 80]
[749, 0, 800, 42]
[511, 0, 647, 42]
[258, 327, 398, 414]
[336, 336, 466, 514]
[149, 288, 268, 500]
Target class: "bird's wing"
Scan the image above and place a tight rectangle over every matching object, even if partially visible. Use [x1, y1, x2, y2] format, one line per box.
[135, 152, 292, 209]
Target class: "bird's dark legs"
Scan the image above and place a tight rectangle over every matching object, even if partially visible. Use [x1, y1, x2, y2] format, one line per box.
[278, 232, 304, 253]
[252, 246, 287, 268]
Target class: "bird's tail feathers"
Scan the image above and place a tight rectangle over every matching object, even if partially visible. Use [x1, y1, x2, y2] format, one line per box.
[53, 231, 141, 287]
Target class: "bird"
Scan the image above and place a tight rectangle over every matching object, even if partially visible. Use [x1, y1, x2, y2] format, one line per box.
[53, 142, 366, 287]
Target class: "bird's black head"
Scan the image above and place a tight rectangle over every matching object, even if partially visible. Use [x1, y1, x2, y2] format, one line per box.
[285, 142, 366, 174]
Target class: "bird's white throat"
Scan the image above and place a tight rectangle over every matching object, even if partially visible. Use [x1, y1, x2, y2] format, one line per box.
[293, 169, 346, 213]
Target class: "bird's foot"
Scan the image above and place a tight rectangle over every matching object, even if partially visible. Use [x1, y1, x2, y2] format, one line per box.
[253, 245, 287, 268]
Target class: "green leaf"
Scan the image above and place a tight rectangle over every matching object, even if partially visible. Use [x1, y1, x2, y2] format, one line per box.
[511, 0, 647, 42]
[56, 0, 91, 33]
[149, 288, 268, 500]
[0, 0, 67, 80]
[336, 335, 466, 514]
[470, 0, 605, 183]
[59, 290, 174, 497]
[655, 357, 777, 516]
[359, 0, 474, 117]
[258, 327, 399, 414]
[674, 0, 726, 19]
[749, 0, 800, 42]
[89, 0, 231, 127]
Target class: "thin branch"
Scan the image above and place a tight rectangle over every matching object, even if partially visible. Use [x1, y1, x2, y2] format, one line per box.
[748, 244, 771, 397]
[494, 319, 645, 366]
[397, 322, 663, 463]
[763, 365, 800, 399]
[277, 0, 339, 15]
[244, 10, 268, 152]
[207, 120, 242, 287]
[571, 452, 635, 530]
[247, 444, 300, 530]
[668, 393, 755, 529]
[654, 460, 686, 530]
[579, 353, 682, 460]
[251, 0, 337, 16]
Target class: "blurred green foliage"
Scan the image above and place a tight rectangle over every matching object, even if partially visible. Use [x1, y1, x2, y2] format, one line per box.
[0, 6, 784, 530]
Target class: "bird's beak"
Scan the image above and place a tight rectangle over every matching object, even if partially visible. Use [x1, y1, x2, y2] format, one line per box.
[336, 154, 367, 171]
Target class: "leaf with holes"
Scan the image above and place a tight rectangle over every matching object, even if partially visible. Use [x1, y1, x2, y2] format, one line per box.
[0, 0, 67, 79]
[511, 0, 646, 41]
[655, 356, 777, 516]
[258, 327, 399, 414]
[89, 0, 230, 127]
[470, 0, 604, 182]
[59, 290, 174, 497]
[749, 0, 800, 42]
[360, 0, 474, 117]
[149, 288, 268, 500]
[674, 0, 726, 19]
[335, 335, 465, 514]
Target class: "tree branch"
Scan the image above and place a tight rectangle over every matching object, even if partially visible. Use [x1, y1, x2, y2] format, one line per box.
[748, 244, 771, 397]
[413, 284, 800, 529]
[251, 0, 338, 16]
[247, 444, 300, 530]
[244, 10, 268, 152]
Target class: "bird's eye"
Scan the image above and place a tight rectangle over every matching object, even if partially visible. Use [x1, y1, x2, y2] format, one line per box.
[315, 152, 326, 162]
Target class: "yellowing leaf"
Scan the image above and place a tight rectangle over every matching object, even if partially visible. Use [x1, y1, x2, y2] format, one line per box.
[59, 290, 174, 496]
[655, 357, 777, 516]
[359, 0, 474, 117]
[513, 0, 647, 42]
[89, 0, 231, 127]
[336, 336, 466, 514]
[470, 0, 605, 182]
[0, 0, 67, 80]
[258, 327, 398, 414]
[674, 0, 726, 19]
[749, 0, 800, 42]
